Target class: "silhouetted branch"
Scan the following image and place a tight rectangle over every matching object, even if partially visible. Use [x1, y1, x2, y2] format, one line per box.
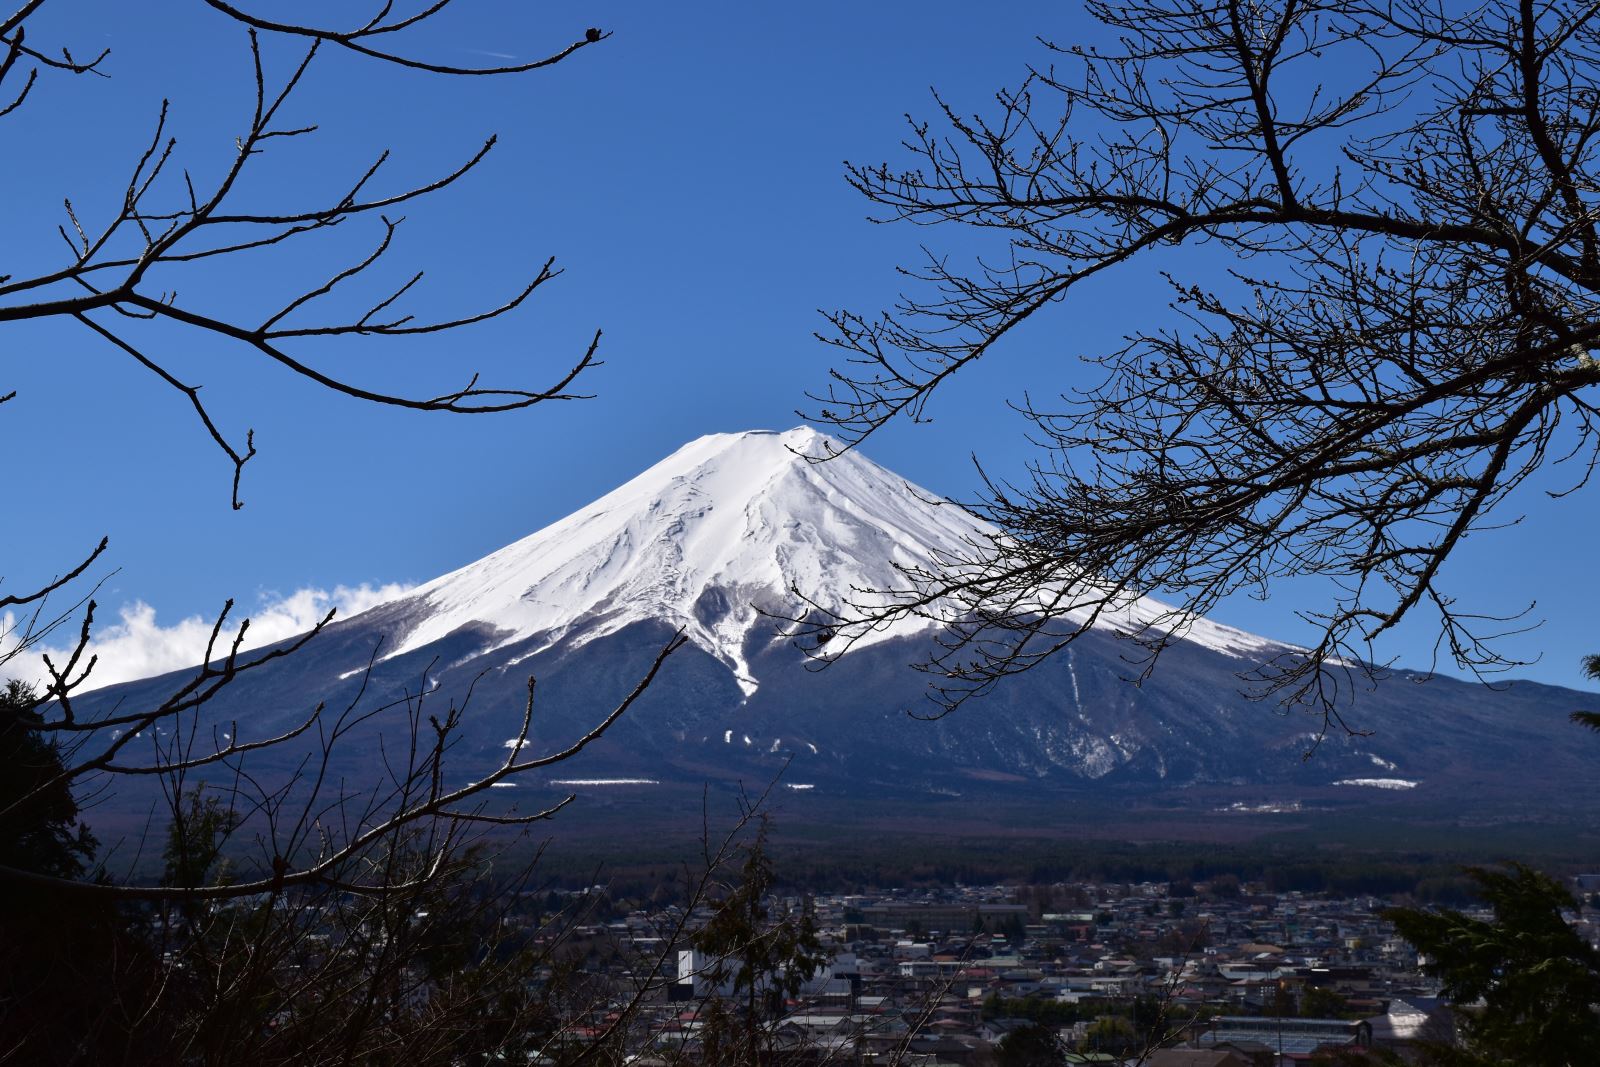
[804, 0, 1600, 722]
[1, 0, 607, 506]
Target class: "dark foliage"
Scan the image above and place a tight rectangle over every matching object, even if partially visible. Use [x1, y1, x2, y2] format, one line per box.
[0, 681, 165, 1063]
[691, 815, 829, 1062]
[1386, 863, 1600, 1065]
[996, 1021, 1068, 1066]
[0, 680, 95, 879]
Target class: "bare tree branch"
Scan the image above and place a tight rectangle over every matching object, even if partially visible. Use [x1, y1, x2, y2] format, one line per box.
[2, 0, 607, 505]
[803, 0, 1600, 722]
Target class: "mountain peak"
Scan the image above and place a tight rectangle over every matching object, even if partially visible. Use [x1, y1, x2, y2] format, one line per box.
[362, 426, 1278, 696]
[374, 426, 983, 694]
[653, 425, 834, 474]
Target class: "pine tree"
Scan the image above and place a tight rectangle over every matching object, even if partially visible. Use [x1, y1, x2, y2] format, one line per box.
[1386, 865, 1600, 1063]
[691, 816, 827, 1063]
[995, 1021, 1067, 1066]
[1572, 655, 1600, 734]
[0, 681, 165, 1063]
[0, 679, 96, 879]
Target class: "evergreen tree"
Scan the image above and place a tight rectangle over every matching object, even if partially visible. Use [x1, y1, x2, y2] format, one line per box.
[1572, 654, 1600, 734]
[0, 679, 96, 878]
[160, 789, 238, 891]
[995, 1021, 1066, 1067]
[691, 817, 827, 1063]
[1386, 864, 1600, 1065]
[0, 681, 165, 1063]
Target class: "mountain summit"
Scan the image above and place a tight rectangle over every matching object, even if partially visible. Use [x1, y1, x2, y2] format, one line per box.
[377, 427, 983, 694]
[367, 426, 1275, 696]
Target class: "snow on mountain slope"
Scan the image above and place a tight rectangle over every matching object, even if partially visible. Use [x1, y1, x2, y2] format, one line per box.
[361, 427, 1279, 694]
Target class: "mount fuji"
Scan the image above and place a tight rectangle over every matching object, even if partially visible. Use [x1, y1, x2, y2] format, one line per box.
[79, 427, 1600, 836]
[359, 426, 1276, 695]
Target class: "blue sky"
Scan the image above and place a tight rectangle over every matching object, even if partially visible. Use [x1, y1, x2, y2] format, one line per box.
[4, 2, 1596, 691]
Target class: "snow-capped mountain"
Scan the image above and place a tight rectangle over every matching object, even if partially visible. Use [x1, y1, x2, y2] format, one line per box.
[361, 426, 1278, 694]
[376, 426, 988, 694]
[78, 427, 1600, 831]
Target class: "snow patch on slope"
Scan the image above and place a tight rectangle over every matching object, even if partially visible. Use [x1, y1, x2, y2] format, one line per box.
[1334, 777, 1419, 790]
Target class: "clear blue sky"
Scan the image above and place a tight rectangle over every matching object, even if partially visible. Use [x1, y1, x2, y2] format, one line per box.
[5, 2, 1596, 690]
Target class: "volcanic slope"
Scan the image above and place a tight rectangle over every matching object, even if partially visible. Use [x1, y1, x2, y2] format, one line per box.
[80, 427, 1600, 827]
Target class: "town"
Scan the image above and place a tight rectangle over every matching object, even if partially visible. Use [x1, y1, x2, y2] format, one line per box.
[515, 870, 1600, 1064]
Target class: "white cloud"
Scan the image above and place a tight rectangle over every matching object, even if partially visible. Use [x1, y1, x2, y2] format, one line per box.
[1, 582, 412, 692]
